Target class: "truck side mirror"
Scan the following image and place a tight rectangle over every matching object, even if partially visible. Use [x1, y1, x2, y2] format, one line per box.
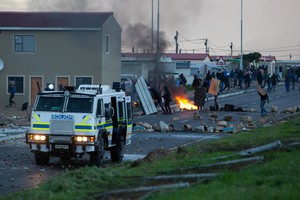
[104, 107, 114, 118]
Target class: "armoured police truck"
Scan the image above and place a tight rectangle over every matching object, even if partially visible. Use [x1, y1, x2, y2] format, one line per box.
[26, 84, 132, 167]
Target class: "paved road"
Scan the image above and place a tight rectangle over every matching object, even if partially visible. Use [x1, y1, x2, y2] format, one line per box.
[0, 84, 299, 196]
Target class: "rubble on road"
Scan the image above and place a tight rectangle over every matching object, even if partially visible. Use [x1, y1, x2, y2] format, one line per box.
[0, 106, 31, 141]
[271, 106, 278, 113]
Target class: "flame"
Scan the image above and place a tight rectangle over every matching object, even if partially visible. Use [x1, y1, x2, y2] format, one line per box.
[175, 96, 198, 110]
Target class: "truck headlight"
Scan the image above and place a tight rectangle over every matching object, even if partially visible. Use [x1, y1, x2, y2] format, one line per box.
[76, 136, 88, 142]
[29, 134, 47, 141]
[75, 136, 95, 143]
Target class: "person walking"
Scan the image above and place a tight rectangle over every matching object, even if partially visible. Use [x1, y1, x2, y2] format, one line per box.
[223, 72, 230, 91]
[267, 74, 272, 92]
[8, 82, 16, 106]
[237, 69, 244, 89]
[258, 89, 269, 116]
[162, 86, 172, 114]
[149, 84, 166, 114]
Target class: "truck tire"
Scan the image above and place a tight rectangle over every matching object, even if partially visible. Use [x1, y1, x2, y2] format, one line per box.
[34, 152, 50, 165]
[90, 136, 105, 167]
[110, 135, 124, 162]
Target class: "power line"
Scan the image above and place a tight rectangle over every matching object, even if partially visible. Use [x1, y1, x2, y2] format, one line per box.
[177, 31, 206, 44]
[208, 40, 231, 49]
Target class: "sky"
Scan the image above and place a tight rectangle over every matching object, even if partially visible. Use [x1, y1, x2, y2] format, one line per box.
[1, 0, 300, 60]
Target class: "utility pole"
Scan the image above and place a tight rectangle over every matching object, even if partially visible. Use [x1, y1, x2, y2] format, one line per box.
[151, 0, 154, 53]
[240, 0, 243, 70]
[174, 31, 179, 54]
[157, 0, 160, 55]
[204, 38, 208, 54]
[156, 0, 160, 88]
[230, 42, 233, 57]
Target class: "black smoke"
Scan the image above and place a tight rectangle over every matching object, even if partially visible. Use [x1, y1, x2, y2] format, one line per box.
[124, 23, 169, 53]
[26, 0, 203, 53]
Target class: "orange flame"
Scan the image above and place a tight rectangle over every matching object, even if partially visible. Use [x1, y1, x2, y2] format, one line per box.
[175, 96, 198, 110]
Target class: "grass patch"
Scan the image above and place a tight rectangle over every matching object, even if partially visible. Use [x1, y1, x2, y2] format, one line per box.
[1, 117, 300, 200]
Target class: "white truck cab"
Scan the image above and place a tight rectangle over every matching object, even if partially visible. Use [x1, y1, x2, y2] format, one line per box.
[26, 84, 132, 167]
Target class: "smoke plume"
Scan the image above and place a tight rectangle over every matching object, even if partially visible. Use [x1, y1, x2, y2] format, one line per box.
[124, 23, 169, 53]
[26, 0, 203, 53]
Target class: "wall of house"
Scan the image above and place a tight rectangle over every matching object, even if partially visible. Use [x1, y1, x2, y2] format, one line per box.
[0, 24, 120, 107]
[100, 15, 122, 86]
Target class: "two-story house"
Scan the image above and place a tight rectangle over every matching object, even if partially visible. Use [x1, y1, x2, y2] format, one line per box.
[0, 12, 121, 106]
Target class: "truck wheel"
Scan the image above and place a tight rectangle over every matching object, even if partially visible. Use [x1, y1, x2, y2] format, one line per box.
[90, 136, 105, 167]
[34, 152, 50, 165]
[110, 135, 124, 162]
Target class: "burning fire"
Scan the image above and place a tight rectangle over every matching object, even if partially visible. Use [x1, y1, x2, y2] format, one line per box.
[175, 96, 198, 110]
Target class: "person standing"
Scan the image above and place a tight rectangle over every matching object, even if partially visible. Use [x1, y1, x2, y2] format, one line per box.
[162, 86, 172, 114]
[285, 71, 290, 92]
[193, 78, 206, 110]
[179, 73, 187, 86]
[192, 75, 201, 89]
[9, 82, 16, 106]
[257, 69, 263, 87]
[290, 69, 295, 90]
[271, 73, 278, 91]
[205, 70, 211, 91]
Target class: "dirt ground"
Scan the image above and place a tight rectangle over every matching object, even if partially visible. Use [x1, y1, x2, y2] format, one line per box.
[0, 105, 31, 128]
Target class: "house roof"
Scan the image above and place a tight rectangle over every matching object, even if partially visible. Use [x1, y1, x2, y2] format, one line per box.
[259, 55, 276, 62]
[164, 53, 211, 61]
[210, 55, 240, 61]
[122, 52, 211, 61]
[0, 12, 113, 30]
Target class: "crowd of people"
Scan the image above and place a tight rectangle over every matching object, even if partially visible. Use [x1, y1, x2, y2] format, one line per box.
[191, 65, 299, 115]
[145, 65, 299, 116]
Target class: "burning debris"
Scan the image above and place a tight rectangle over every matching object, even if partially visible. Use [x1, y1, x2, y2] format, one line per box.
[175, 96, 198, 110]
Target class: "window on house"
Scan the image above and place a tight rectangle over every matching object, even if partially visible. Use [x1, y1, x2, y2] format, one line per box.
[14, 35, 36, 53]
[7, 76, 24, 94]
[75, 77, 92, 88]
[105, 35, 110, 54]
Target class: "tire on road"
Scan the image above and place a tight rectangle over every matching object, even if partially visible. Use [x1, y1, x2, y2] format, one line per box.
[90, 131, 105, 167]
[110, 128, 124, 163]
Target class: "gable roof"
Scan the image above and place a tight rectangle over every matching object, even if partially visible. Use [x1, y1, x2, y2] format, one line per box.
[0, 12, 113, 30]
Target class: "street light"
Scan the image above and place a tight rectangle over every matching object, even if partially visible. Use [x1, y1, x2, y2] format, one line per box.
[240, 0, 243, 70]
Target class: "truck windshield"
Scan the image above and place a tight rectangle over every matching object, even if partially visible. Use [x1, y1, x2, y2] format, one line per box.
[35, 96, 64, 112]
[66, 97, 93, 113]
